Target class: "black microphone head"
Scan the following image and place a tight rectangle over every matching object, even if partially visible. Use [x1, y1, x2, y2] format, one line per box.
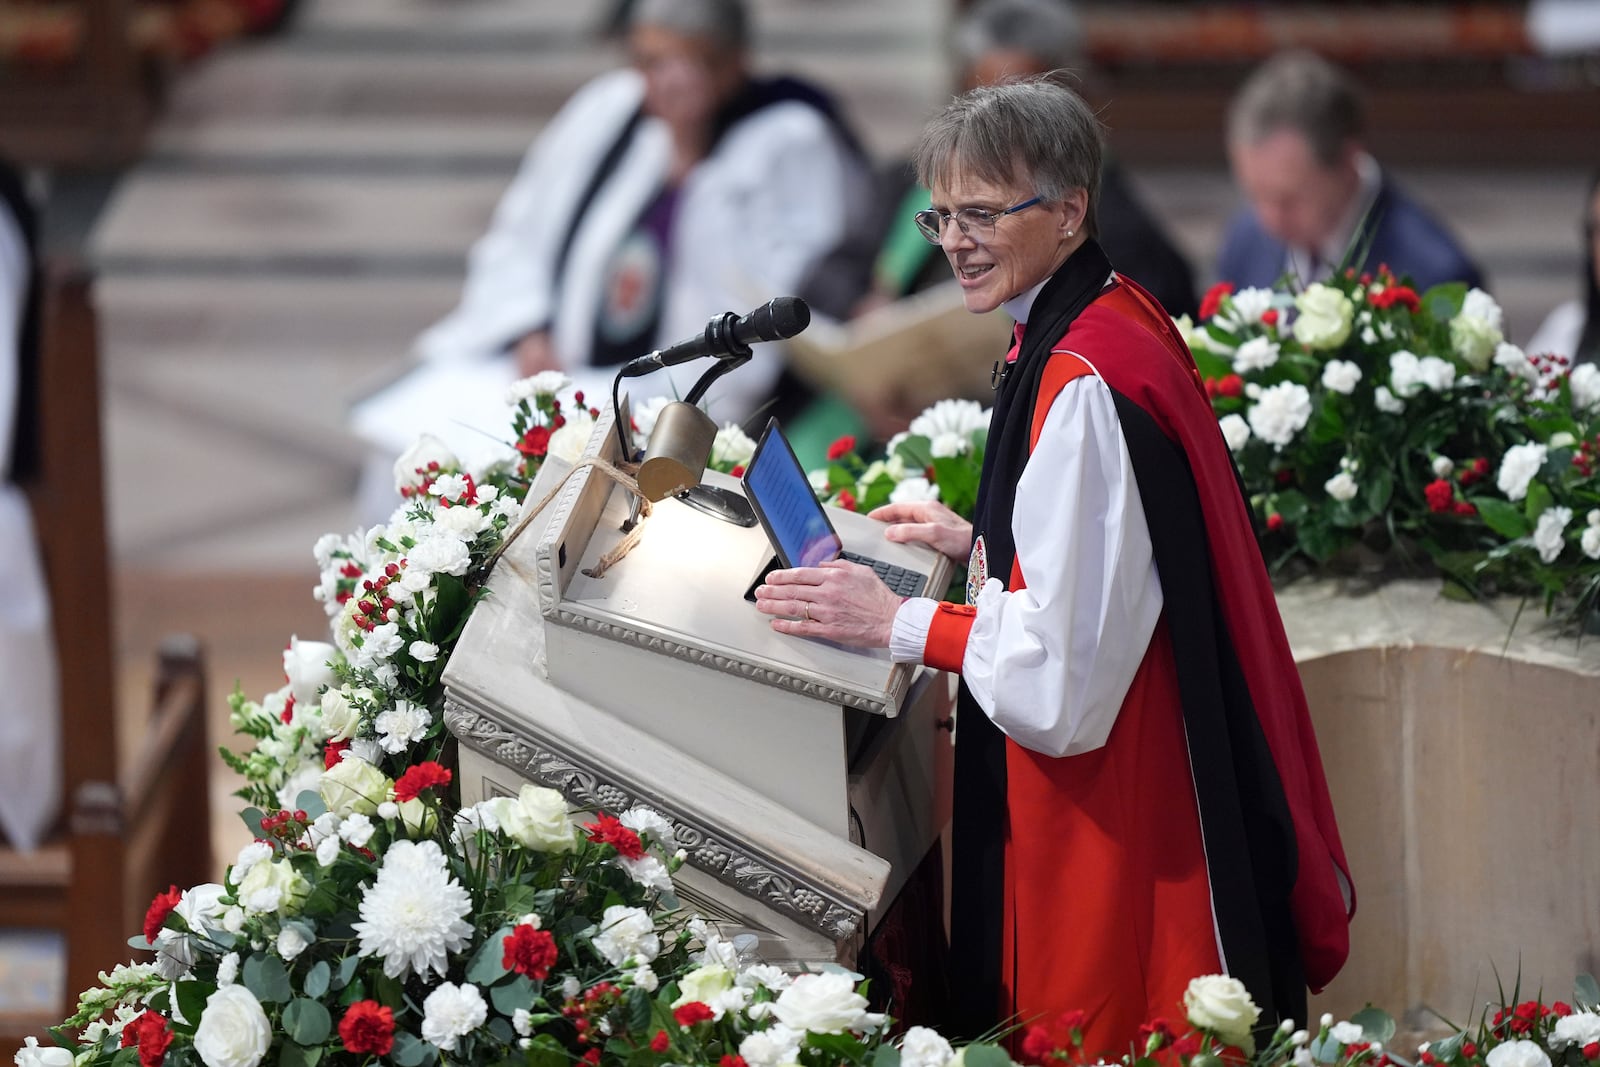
[767, 296, 810, 340]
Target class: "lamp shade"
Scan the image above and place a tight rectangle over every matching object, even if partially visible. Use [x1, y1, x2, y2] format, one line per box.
[636, 401, 717, 502]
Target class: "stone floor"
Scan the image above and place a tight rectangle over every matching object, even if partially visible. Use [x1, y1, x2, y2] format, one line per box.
[81, 0, 1595, 870]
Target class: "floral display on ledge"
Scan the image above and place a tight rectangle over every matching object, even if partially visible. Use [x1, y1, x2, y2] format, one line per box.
[14, 375, 1600, 1067]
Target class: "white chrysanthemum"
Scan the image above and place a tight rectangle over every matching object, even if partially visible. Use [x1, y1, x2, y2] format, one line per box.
[420, 982, 487, 1052]
[1496, 443, 1548, 502]
[1232, 335, 1280, 374]
[910, 398, 988, 440]
[374, 699, 431, 754]
[889, 477, 940, 504]
[712, 422, 758, 468]
[590, 905, 659, 966]
[1533, 506, 1572, 563]
[353, 839, 474, 979]
[1246, 382, 1313, 450]
[1321, 359, 1362, 395]
[1218, 414, 1251, 453]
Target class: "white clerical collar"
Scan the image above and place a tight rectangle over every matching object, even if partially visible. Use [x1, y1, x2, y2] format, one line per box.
[1002, 277, 1051, 325]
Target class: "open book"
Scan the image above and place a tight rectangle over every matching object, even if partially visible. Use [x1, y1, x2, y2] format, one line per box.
[784, 282, 1011, 412]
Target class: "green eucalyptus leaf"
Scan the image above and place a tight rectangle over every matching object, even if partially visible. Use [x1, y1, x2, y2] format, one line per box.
[242, 954, 292, 1004]
[466, 926, 515, 986]
[962, 1045, 1017, 1067]
[283, 998, 332, 1046]
[175, 981, 215, 1029]
[333, 955, 361, 991]
[491, 976, 538, 1017]
[302, 961, 331, 999]
[1575, 974, 1600, 1012]
[1352, 1007, 1396, 1044]
[873, 1045, 903, 1067]
[293, 791, 327, 821]
[390, 1033, 429, 1067]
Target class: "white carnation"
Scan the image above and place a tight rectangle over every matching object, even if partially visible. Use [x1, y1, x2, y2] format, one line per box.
[618, 854, 673, 891]
[1494, 343, 1538, 384]
[1330, 1022, 1365, 1045]
[1533, 506, 1572, 563]
[1320, 359, 1362, 395]
[1246, 382, 1313, 449]
[712, 422, 758, 468]
[506, 371, 571, 405]
[1374, 385, 1405, 414]
[1551, 1013, 1600, 1050]
[929, 431, 971, 458]
[408, 641, 439, 663]
[1496, 443, 1548, 502]
[420, 982, 487, 1052]
[1232, 335, 1280, 373]
[889, 477, 940, 504]
[1570, 363, 1600, 412]
[549, 412, 597, 464]
[900, 1026, 956, 1067]
[1583, 524, 1600, 561]
[276, 926, 310, 961]
[408, 532, 473, 577]
[631, 396, 672, 441]
[1224, 286, 1276, 326]
[740, 1025, 803, 1067]
[1324, 471, 1359, 503]
[590, 905, 659, 967]
[282, 637, 337, 706]
[619, 807, 678, 852]
[1485, 1041, 1552, 1067]
[374, 699, 431, 754]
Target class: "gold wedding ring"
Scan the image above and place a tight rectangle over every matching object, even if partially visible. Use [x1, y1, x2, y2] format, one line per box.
[802, 604, 812, 622]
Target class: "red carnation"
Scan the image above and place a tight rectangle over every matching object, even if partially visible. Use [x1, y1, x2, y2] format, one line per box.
[1582, 1042, 1598, 1060]
[324, 739, 350, 769]
[394, 761, 453, 802]
[837, 490, 858, 512]
[339, 1001, 396, 1057]
[827, 435, 857, 461]
[1199, 281, 1234, 321]
[1455, 500, 1477, 517]
[1261, 308, 1280, 327]
[1424, 479, 1455, 513]
[1266, 513, 1284, 532]
[502, 925, 558, 980]
[651, 1031, 671, 1053]
[1217, 374, 1244, 398]
[584, 813, 645, 860]
[142, 886, 182, 943]
[721, 1057, 749, 1067]
[673, 1002, 715, 1028]
[1370, 285, 1421, 312]
[730, 465, 745, 478]
[121, 1011, 173, 1067]
[518, 425, 552, 458]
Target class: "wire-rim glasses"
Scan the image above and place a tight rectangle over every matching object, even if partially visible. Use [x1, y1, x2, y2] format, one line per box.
[913, 196, 1042, 245]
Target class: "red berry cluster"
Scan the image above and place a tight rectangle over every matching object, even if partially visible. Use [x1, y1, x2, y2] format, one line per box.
[561, 982, 621, 1047]
[1456, 457, 1491, 488]
[1525, 351, 1573, 398]
[1573, 435, 1600, 478]
[333, 559, 363, 605]
[352, 564, 403, 634]
[259, 808, 310, 844]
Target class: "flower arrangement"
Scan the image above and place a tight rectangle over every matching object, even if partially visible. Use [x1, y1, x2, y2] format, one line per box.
[1181, 271, 1600, 620]
[810, 399, 988, 518]
[14, 372, 1600, 1067]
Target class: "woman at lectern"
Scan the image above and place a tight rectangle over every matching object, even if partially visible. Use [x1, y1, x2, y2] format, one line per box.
[351, 0, 868, 512]
[755, 79, 1354, 1056]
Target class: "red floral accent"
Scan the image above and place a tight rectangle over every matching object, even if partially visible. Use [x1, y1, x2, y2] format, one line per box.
[518, 425, 552, 458]
[721, 1057, 749, 1067]
[142, 886, 182, 942]
[1261, 308, 1280, 327]
[121, 1011, 173, 1067]
[1453, 500, 1476, 517]
[339, 1001, 396, 1056]
[837, 490, 858, 512]
[1217, 374, 1244, 398]
[1554, 1002, 1573, 1017]
[1172, 1033, 1203, 1058]
[394, 761, 453, 802]
[651, 1031, 671, 1053]
[1204, 377, 1219, 399]
[583, 813, 645, 860]
[1020, 1011, 1085, 1064]
[1463, 1043, 1479, 1057]
[502, 925, 558, 980]
[281, 693, 296, 725]
[730, 465, 745, 478]
[1266, 512, 1284, 532]
[583, 1049, 602, 1066]
[1424, 479, 1455, 513]
[673, 1002, 715, 1028]
[1199, 281, 1235, 321]
[1582, 1042, 1599, 1060]
[1138, 1018, 1176, 1051]
[1370, 285, 1421, 312]
[827, 435, 857, 461]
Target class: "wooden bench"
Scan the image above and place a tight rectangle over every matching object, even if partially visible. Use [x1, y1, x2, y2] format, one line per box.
[0, 262, 213, 1049]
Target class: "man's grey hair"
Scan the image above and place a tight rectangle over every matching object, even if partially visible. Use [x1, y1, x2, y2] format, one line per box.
[631, 0, 749, 50]
[1227, 50, 1364, 167]
[913, 78, 1103, 237]
[952, 0, 1084, 75]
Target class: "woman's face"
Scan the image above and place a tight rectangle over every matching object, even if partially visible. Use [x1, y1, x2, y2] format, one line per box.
[630, 25, 743, 131]
[927, 169, 1083, 314]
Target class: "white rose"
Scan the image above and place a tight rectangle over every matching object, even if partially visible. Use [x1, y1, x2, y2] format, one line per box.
[1496, 442, 1548, 502]
[1292, 284, 1355, 350]
[712, 422, 758, 468]
[420, 982, 488, 1052]
[315, 687, 359, 743]
[900, 1026, 956, 1067]
[1324, 471, 1359, 503]
[320, 757, 391, 817]
[1374, 385, 1405, 415]
[393, 434, 459, 494]
[889, 477, 941, 504]
[486, 785, 575, 852]
[674, 965, 736, 1014]
[1551, 1013, 1600, 1050]
[1232, 335, 1280, 373]
[549, 413, 597, 464]
[1183, 974, 1260, 1052]
[1570, 363, 1600, 412]
[192, 984, 272, 1067]
[1451, 288, 1505, 370]
[1246, 382, 1313, 450]
[236, 858, 309, 917]
[1485, 1041, 1552, 1067]
[14, 1037, 73, 1067]
[590, 905, 659, 966]
[282, 637, 337, 706]
[740, 1025, 803, 1067]
[1218, 414, 1251, 453]
[1321, 359, 1363, 395]
[772, 971, 874, 1034]
[1533, 506, 1572, 563]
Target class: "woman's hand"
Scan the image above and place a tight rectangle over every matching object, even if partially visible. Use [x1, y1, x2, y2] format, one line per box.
[754, 560, 904, 648]
[869, 500, 973, 563]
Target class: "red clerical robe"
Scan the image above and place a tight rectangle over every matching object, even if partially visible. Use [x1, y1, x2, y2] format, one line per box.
[920, 276, 1353, 1056]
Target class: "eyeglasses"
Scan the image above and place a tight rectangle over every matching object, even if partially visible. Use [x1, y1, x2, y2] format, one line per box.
[913, 196, 1042, 245]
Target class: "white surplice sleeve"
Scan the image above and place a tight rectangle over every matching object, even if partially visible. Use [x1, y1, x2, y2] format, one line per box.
[890, 369, 1164, 758]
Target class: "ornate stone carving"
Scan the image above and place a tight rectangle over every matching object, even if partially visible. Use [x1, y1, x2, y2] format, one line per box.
[444, 699, 864, 942]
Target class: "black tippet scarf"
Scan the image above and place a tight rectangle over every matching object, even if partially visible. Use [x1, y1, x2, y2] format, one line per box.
[0, 160, 39, 486]
[946, 239, 1112, 1039]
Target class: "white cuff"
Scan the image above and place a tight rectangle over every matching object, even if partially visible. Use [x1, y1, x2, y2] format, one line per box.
[889, 597, 939, 663]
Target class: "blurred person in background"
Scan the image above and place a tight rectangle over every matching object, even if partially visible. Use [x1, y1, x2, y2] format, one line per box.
[1527, 172, 1600, 365]
[352, 0, 868, 513]
[803, 0, 1197, 325]
[0, 158, 59, 853]
[1218, 50, 1484, 293]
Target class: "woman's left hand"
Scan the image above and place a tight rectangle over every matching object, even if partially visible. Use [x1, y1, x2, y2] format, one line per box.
[753, 560, 904, 648]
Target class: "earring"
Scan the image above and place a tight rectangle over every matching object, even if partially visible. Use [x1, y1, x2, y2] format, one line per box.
[1066, 228, 1075, 237]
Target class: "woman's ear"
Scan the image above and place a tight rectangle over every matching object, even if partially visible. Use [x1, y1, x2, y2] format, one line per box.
[1059, 188, 1089, 238]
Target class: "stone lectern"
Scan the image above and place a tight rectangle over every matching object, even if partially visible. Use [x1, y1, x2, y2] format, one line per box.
[443, 411, 954, 969]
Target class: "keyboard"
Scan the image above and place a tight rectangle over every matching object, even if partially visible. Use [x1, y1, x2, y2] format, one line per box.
[840, 550, 928, 599]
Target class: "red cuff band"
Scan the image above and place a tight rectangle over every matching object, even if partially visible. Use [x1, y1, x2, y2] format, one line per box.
[924, 602, 977, 674]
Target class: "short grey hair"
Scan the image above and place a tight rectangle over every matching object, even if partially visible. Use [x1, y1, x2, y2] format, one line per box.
[913, 78, 1103, 237]
[631, 0, 749, 50]
[1227, 50, 1364, 167]
[953, 0, 1084, 75]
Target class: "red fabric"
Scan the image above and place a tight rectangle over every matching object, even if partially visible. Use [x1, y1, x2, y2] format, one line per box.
[1065, 276, 1354, 989]
[924, 603, 978, 673]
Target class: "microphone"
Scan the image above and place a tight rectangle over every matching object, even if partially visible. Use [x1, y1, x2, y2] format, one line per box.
[618, 296, 810, 378]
